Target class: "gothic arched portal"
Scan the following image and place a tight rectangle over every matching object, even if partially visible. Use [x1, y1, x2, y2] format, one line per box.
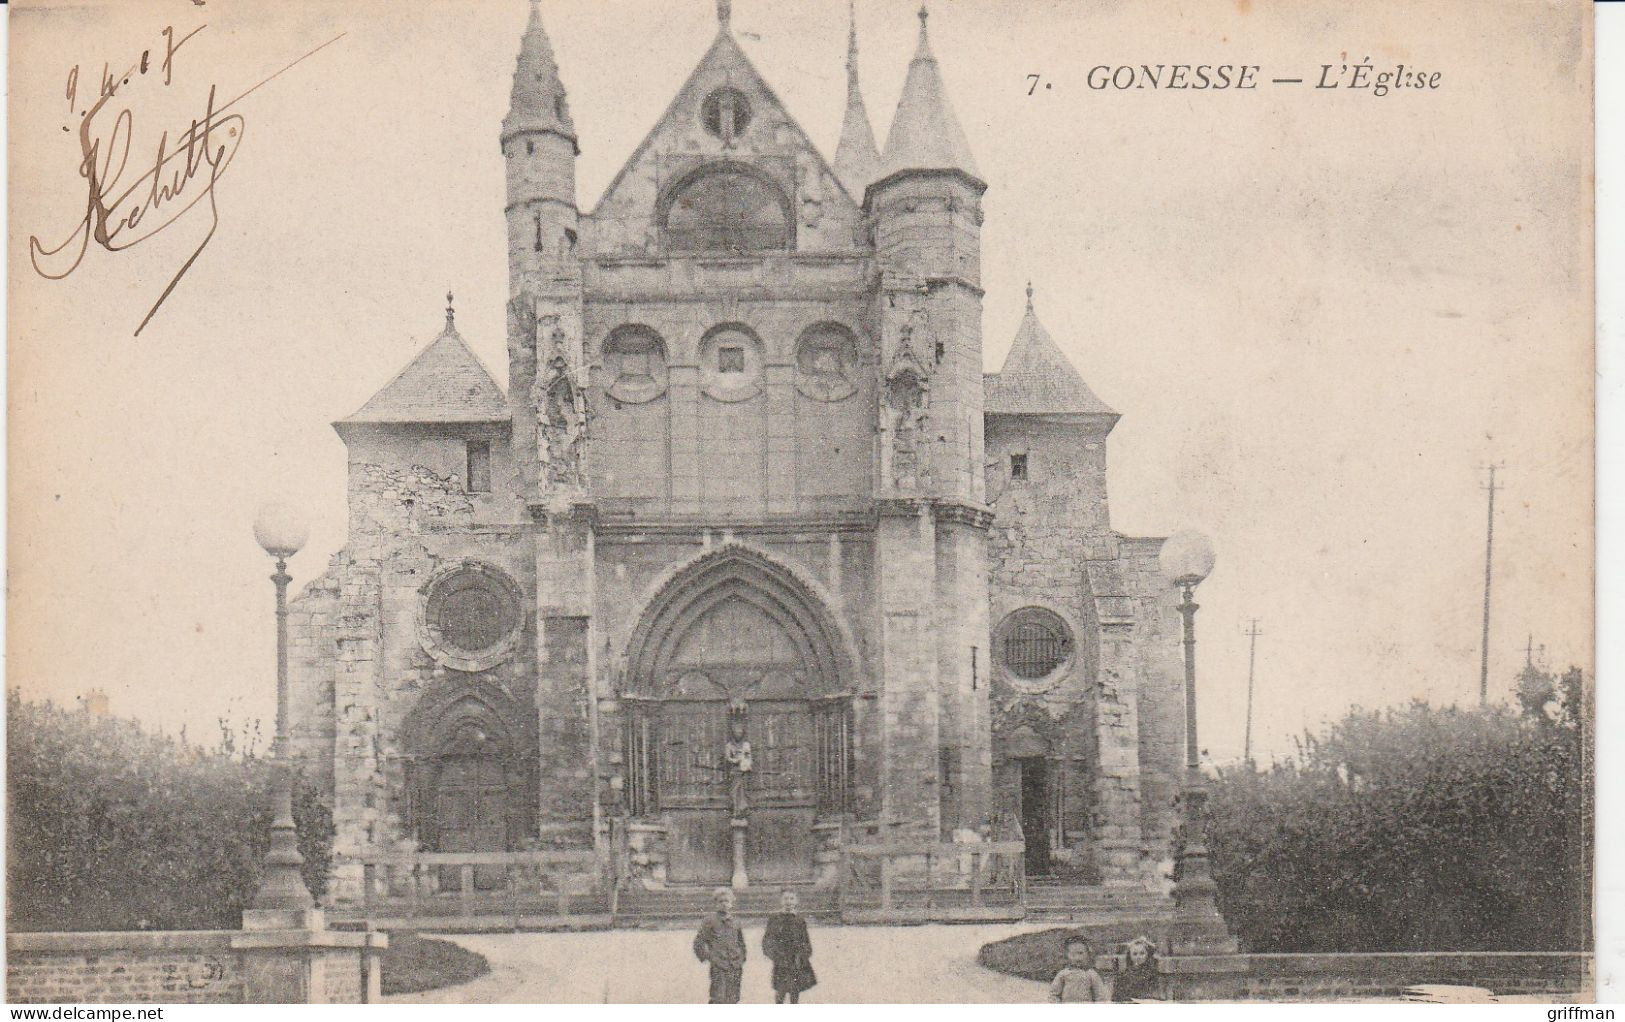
[620, 546, 854, 885]
[401, 681, 538, 888]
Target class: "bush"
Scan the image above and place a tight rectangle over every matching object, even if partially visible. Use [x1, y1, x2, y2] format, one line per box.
[1205, 688, 1591, 953]
[380, 933, 491, 996]
[7, 690, 334, 931]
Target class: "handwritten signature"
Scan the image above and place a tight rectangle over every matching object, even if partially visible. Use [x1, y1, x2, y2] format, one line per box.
[29, 24, 344, 337]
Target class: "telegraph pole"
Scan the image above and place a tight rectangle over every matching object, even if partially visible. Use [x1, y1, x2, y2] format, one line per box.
[1479, 465, 1503, 706]
[1243, 619, 1263, 763]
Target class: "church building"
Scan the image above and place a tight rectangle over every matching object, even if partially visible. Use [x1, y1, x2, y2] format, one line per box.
[287, 0, 1192, 914]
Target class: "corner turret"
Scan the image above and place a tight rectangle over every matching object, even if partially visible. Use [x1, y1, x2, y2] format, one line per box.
[503, 0, 580, 293]
[871, 5, 985, 503]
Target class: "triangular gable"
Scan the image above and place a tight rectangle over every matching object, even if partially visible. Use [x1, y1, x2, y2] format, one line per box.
[587, 30, 862, 254]
[340, 326, 509, 425]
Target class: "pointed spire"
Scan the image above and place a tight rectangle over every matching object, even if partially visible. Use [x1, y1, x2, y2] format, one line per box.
[503, 0, 575, 144]
[984, 285, 1115, 416]
[445, 291, 456, 332]
[718, 0, 732, 30]
[832, 0, 881, 201]
[877, 3, 979, 182]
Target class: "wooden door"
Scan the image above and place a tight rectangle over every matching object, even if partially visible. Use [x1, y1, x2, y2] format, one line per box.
[745, 701, 816, 884]
[658, 702, 732, 884]
[435, 755, 508, 889]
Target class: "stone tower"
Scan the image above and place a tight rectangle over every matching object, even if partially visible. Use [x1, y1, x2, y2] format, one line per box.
[864, 6, 993, 840]
[505, 1, 587, 510]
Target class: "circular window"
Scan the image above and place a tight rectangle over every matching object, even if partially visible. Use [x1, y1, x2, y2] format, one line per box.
[795, 324, 860, 402]
[995, 607, 1073, 683]
[419, 563, 524, 671]
[702, 87, 752, 139]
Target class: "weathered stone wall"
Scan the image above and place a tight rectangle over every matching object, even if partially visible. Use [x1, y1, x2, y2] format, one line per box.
[291, 422, 544, 901]
[287, 564, 340, 794]
[874, 504, 943, 838]
[984, 415, 1120, 877]
[581, 286, 875, 517]
[870, 172, 986, 507]
[983, 414, 1187, 885]
[933, 509, 993, 836]
[1121, 535, 1189, 879]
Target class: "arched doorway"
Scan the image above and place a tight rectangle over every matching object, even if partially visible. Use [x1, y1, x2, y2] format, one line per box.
[621, 548, 853, 885]
[403, 684, 538, 888]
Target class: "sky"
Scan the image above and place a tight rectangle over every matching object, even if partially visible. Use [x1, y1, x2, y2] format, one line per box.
[7, 0, 1593, 764]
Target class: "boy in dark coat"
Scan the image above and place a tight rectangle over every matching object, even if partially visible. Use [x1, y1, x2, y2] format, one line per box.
[693, 888, 747, 1003]
[761, 889, 816, 1003]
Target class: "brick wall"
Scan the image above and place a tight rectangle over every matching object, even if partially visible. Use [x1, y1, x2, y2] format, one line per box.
[1157, 952, 1595, 1002]
[7, 933, 241, 1004]
[6, 930, 385, 1005]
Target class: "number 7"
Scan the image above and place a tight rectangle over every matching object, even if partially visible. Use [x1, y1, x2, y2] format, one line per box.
[1026, 74, 1041, 95]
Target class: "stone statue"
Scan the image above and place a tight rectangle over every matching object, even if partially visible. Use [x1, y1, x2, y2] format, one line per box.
[723, 699, 752, 817]
[882, 310, 932, 490]
[533, 317, 587, 489]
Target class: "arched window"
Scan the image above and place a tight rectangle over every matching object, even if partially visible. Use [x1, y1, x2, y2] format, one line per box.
[794, 323, 861, 402]
[601, 325, 669, 403]
[662, 165, 791, 253]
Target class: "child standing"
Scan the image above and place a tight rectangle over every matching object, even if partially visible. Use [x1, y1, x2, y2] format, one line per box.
[693, 888, 747, 1003]
[1048, 935, 1109, 1003]
[762, 889, 817, 1003]
[1111, 936, 1161, 1002]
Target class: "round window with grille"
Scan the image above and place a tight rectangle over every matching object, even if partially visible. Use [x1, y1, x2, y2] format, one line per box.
[995, 607, 1073, 683]
[418, 563, 524, 672]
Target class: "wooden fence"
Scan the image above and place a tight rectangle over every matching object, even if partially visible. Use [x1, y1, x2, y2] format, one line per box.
[334, 850, 611, 930]
[838, 839, 1026, 923]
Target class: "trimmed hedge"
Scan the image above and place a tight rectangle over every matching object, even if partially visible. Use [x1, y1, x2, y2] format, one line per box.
[1205, 691, 1591, 953]
[7, 690, 334, 932]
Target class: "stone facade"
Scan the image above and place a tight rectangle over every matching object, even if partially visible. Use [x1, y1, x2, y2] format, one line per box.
[286, 4, 1192, 905]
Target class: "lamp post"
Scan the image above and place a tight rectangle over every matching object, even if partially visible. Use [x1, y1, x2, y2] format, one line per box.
[248, 502, 316, 921]
[1158, 529, 1237, 955]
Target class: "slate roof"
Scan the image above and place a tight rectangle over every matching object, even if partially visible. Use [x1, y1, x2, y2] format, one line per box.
[341, 310, 509, 425]
[984, 286, 1116, 417]
[876, 8, 980, 182]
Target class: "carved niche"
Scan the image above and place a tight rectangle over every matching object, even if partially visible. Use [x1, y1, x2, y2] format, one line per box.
[882, 304, 932, 490]
[529, 313, 588, 490]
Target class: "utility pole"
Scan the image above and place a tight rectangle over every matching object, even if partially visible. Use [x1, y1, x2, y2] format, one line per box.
[1479, 464, 1503, 706]
[1243, 619, 1263, 763]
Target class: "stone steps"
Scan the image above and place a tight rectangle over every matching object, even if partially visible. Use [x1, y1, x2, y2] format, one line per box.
[614, 884, 840, 927]
[1022, 883, 1173, 923]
